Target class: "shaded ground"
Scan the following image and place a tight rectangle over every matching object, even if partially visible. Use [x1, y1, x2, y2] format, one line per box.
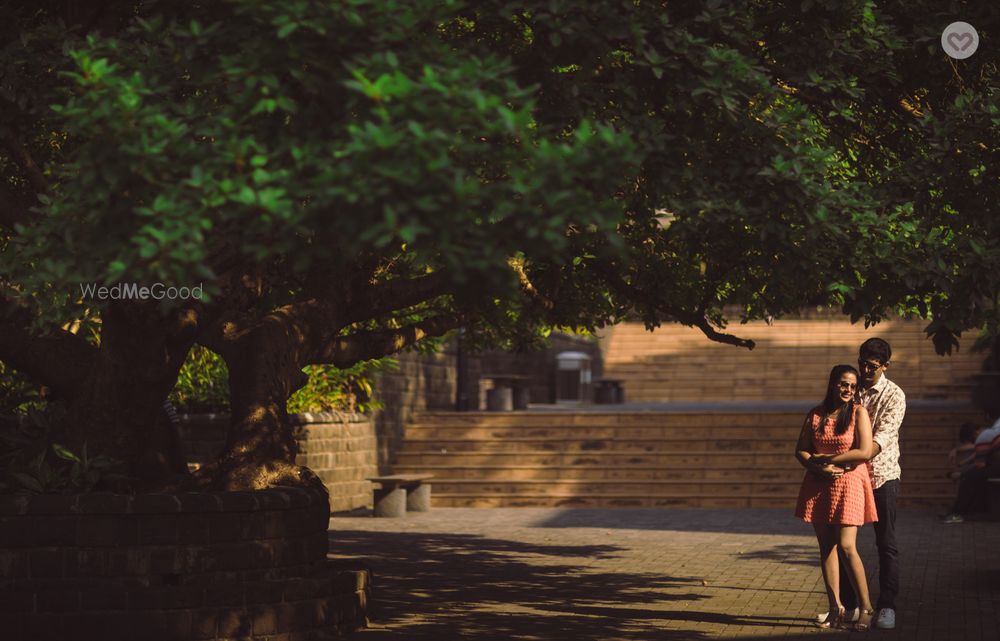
[327, 508, 999, 641]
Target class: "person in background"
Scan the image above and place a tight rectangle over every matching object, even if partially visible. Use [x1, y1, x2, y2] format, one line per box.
[947, 422, 982, 481]
[941, 411, 1000, 523]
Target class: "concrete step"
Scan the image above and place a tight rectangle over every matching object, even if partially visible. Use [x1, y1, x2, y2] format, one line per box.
[403, 427, 801, 440]
[400, 466, 805, 482]
[427, 478, 957, 497]
[410, 410, 976, 428]
[398, 402, 974, 511]
[393, 450, 953, 468]
[430, 494, 952, 509]
[402, 424, 964, 440]
[398, 437, 956, 454]
[393, 464, 957, 482]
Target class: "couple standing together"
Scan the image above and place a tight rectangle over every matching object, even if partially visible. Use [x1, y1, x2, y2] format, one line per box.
[794, 338, 905, 631]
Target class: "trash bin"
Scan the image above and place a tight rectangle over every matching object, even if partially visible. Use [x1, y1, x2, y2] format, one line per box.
[554, 351, 592, 403]
[594, 379, 625, 405]
[486, 385, 513, 411]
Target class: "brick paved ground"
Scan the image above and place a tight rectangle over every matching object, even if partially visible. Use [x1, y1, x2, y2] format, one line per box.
[328, 508, 999, 641]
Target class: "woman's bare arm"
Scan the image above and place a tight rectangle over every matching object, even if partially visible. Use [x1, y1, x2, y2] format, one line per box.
[795, 413, 842, 479]
[795, 414, 815, 468]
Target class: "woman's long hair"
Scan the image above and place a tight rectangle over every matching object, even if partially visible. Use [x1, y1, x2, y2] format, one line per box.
[821, 364, 860, 435]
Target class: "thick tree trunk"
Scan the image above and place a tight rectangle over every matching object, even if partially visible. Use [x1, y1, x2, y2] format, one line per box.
[190, 316, 323, 492]
[178, 275, 464, 491]
[63, 304, 194, 485]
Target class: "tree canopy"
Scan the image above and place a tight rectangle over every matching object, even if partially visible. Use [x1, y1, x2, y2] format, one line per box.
[1, 0, 998, 488]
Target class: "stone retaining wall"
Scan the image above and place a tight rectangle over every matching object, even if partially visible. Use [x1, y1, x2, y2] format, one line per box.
[0, 487, 371, 640]
[180, 412, 378, 513]
[372, 349, 456, 472]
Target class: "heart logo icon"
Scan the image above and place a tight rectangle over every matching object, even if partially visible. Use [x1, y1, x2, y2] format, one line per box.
[947, 32, 974, 52]
[942, 22, 979, 59]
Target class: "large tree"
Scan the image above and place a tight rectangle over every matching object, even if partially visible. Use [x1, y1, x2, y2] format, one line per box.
[1, 0, 997, 489]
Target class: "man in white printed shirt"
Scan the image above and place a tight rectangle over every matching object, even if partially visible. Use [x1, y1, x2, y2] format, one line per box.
[840, 338, 906, 630]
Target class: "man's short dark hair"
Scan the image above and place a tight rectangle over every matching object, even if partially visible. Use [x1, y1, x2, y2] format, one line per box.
[859, 337, 892, 364]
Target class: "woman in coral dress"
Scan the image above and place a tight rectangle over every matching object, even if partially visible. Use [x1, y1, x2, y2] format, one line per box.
[795, 364, 878, 631]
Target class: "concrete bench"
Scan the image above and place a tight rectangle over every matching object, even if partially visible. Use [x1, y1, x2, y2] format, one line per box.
[367, 474, 434, 517]
[480, 374, 531, 410]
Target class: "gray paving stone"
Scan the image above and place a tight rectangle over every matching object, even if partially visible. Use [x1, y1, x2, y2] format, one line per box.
[328, 508, 1000, 640]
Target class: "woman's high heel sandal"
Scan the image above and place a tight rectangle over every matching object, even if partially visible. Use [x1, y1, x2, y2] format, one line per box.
[855, 608, 876, 631]
[816, 607, 845, 629]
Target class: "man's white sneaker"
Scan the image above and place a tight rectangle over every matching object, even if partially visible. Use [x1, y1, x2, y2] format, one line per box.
[815, 608, 859, 623]
[875, 608, 896, 629]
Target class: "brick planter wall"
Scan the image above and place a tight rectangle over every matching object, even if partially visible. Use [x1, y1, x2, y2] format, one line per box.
[180, 412, 378, 513]
[372, 349, 456, 472]
[0, 487, 371, 640]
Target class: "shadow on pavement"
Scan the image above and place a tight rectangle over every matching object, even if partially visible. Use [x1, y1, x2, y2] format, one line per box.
[530, 508, 815, 536]
[329, 529, 815, 640]
[734, 542, 818, 567]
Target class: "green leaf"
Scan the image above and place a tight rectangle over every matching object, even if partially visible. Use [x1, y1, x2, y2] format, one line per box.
[277, 23, 299, 38]
[52, 443, 81, 462]
[235, 186, 257, 205]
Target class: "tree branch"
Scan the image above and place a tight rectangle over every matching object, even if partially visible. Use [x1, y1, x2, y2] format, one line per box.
[316, 313, 465, 367]
[508, 257, 554, 310]
[0, 298, 97, 397]
[192, 258, 280, 354]
[594, 261, 756, 350]
[347, 269, 454, 324]
[688, 315, 755, 350]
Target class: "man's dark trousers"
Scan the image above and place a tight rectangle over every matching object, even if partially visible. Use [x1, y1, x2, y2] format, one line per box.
[950, 466, 990, 515]
[840, 479, 899, 611]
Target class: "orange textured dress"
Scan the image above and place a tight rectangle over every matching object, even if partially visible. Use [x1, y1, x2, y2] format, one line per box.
[795, 404, 878, 526]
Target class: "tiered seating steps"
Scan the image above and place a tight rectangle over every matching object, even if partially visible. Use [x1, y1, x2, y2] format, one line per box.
[394, 408, 976, 509]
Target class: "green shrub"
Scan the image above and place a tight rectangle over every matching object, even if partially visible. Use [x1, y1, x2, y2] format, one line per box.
[287, 359, 398, 415]
[169, 345, 230, 413]
[170, 345, 395, 414]
[0, 361, 45, 414]
[0, 404, 128, 494]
